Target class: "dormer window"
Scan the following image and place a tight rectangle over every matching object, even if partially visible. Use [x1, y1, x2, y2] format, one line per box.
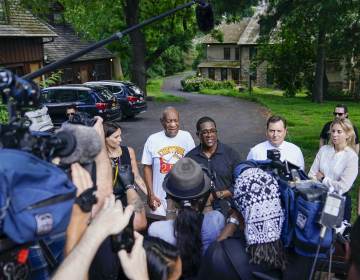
[0, 0, 7, 24]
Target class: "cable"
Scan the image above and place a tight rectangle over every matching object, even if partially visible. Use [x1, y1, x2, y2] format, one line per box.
[327, 244, 333, 280]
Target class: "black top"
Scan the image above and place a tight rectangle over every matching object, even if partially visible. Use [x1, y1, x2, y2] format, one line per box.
[320, 121, 359, 144]
[186, 142, 241, 193]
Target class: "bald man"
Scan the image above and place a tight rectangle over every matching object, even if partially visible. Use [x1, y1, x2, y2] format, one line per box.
[141, 107, 195, 217]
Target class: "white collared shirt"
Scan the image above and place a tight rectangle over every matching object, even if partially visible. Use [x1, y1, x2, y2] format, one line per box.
[247, 140, 305, 170]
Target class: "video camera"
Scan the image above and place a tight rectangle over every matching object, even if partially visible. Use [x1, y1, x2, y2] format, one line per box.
[263, 149, 348, 279]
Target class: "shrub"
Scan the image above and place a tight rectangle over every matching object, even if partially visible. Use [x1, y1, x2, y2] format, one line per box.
[181, 76, 235, 92]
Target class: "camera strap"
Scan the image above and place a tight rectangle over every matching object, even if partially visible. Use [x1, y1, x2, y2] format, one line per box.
[38, 239, 58, 272]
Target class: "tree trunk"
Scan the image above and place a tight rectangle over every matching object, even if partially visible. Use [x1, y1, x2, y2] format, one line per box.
[312, 28, 326, 103]
[124, 0, 147, 95]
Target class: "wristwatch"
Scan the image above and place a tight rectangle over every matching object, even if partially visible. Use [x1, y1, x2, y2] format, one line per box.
[125, 184, 137, 191]
[226, 216, 240, 226]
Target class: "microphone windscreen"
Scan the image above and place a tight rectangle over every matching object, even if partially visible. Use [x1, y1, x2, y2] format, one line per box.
[54, 130, 77, 158]
[196, 2, 214, 33]
[57, 123, 102, 165]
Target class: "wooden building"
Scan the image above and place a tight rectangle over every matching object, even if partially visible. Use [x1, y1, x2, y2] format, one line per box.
[0, 0, 57, 77]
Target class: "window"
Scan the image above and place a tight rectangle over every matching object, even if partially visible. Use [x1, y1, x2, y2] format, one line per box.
[221, 68, 227, 81]
[224, 48, 230, 60]
[62, 68, 74, 83]
[55, 89, 78, 102]
[0, 0, 7, 24]
[231, 69, 240, 83]
[250, 47, 257, 61]
[208, 68, 215, 80]
[78, 90, 93, 103]
[235, 47, 240, 60]
[93, 63, 107, 80]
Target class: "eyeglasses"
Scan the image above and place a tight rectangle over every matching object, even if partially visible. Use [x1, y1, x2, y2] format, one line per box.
[333, 112, 344, 116]
[200, 129, 217, 136]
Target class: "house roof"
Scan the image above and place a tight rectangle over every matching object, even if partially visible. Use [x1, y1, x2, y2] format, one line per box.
[0, 0, 57, 37]
[200, 20, 250, 44]
[237, 5, 266, 45]
[198, 61, 240, 68]
[44, 24, 115, 63]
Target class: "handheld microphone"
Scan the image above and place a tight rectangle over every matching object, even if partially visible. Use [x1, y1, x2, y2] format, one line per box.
[195, 1, 214, 32]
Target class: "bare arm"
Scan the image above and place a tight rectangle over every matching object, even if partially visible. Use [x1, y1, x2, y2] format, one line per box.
[128, 147, 147, 195]
[93, 117, 113, 214]
[143, 164, 153, 195]
[126, 189, 147, 231]
[65, 163, 92, 256]
[217, 210, 244, 241]
[54, 196, 134, 280]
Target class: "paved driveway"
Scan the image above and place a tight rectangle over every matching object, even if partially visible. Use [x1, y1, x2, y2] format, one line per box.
[119, 73, 267, 161]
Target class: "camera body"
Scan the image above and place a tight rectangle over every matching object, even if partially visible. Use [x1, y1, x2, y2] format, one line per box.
[68, 112, 96, 127]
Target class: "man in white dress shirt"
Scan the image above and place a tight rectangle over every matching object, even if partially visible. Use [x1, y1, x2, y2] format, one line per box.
[247, 115, 305, 170]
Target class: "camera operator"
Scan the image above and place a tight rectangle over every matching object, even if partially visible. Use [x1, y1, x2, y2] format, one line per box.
[52, 195, 150, 280]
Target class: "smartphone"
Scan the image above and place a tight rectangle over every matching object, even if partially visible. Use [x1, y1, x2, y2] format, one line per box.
[111, 213, 135, 253]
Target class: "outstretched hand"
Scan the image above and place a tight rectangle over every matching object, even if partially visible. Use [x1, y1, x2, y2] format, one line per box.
[118, 232, 149, 280]
[91, 194, 134, 237]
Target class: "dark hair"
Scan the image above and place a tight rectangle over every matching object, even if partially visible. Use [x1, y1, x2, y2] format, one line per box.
[103, 122, 121, 138]
[174, 199, 204, 278]
[266, 115, 287, 129]
[335, 103, 348, 114]
[66, 104, 77, 111]
[196, 116, 216, 132]
[143, 237, 180, 280]
[350, 216, 360, 273]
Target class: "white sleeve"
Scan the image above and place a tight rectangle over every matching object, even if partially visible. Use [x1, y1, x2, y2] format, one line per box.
[185, 132, 195, 153]
[247, 148, 254, 160]
[322, 153, 359, 195]
[297, 148, 305, 170]
[141, 137, 153, 165]
[308, 149, 321, 180]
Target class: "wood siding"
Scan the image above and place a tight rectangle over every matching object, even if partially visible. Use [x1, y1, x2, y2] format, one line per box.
[0, 37, 43, 64]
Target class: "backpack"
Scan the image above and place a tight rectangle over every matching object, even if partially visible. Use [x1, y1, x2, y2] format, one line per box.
[0, 149, 76, 244]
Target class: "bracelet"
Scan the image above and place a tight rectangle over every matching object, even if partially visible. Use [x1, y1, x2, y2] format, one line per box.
[125, 184, 137, 191]
[226, 217, 240, 226]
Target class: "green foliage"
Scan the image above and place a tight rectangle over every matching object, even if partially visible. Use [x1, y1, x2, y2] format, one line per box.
[146, 79, 185, 102]
[192, 43, 206, 70]
[0, 104, 8, 124]
[41, 71, 63, 88]
[181, 76, 235, 92]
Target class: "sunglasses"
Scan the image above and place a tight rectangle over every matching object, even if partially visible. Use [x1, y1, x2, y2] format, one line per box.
[333, 112, 344, 116]
[66, 113, 75, 117]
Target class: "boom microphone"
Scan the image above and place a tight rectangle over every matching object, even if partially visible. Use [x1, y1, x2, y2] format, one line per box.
[57, 123, 102, 165]
[195, 0, 214, 32]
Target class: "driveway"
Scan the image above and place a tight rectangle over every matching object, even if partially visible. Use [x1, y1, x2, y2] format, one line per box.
[119, 73, 267, 161]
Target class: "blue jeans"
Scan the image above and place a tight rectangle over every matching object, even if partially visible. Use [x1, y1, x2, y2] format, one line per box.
[28, 233, 66, 280]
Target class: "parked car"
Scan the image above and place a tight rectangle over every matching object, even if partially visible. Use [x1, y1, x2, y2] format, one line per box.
[41, 84, 122, 125]
[84, 80, 147, 119]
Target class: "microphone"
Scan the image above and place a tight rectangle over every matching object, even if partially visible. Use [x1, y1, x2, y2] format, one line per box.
[57, 123, 102, 165]
[195, 1, 214, 32]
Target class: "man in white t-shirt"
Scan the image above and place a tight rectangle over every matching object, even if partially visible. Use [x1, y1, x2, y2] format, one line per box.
[247, 115, 305, 170]
[141, 107, 195, 216]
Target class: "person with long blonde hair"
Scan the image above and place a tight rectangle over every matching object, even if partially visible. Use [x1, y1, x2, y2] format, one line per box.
[309, 118, 358, 220]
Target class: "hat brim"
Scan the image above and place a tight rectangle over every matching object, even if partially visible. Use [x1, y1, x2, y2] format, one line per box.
[163, 172, 211, 200]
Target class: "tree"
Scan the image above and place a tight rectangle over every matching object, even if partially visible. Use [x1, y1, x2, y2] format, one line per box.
[259, 0, 359, 102]
[56, 0, 197, 94]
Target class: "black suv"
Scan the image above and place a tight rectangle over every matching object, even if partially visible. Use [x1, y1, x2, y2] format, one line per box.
[84, 81, 147, 119]
[41, 84, 121, 125]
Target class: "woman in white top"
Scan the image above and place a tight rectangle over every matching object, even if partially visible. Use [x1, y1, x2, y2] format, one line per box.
[309, 118, 358, 220]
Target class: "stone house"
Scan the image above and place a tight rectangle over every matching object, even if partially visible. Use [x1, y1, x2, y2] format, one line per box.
[198, 6, 269, 87]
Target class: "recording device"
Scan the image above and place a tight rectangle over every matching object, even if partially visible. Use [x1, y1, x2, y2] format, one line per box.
[68, 111, 96, 127]
[0, 239, 30, 280]
[320, 192, 345, 230]
[111, 213, 135, 253]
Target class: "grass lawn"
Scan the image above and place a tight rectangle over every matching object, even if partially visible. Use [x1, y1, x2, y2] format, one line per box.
[199, 87, 360, 219]
[147, 78, 185, 102]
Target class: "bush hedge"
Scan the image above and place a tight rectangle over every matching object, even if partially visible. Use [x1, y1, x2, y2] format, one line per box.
[181, 76, 235, 92]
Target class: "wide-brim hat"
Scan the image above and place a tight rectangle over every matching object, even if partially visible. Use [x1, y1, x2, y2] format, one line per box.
[163, 158, 210, 200]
